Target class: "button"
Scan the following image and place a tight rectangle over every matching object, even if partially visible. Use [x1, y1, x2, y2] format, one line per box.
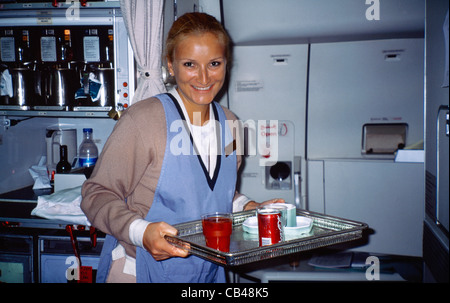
[123, 82, 128, 87]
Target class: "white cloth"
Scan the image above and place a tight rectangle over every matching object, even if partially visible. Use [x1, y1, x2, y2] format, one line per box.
[111, 244, 137, 276]
[31, 186, 90, 226]
[129, 218, 150, 248]
[28, 156, 52, 190]
[1, 69, 13, 97]
[232, 195, 252, 213]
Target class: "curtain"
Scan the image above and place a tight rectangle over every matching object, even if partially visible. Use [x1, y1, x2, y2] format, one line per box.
[119, 0, 166, 104]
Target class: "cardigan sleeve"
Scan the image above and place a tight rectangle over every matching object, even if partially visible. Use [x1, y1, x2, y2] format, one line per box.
[81, 104, 155, 245]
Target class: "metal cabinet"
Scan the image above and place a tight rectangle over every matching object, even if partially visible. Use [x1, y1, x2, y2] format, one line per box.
[38, 235, 103, 283]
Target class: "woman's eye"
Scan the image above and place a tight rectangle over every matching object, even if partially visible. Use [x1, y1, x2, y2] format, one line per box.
[183, 62, 194, 67]
[210, 61, 221, 67]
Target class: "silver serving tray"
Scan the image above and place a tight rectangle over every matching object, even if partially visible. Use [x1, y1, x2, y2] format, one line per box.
[165, 209, 368, 266]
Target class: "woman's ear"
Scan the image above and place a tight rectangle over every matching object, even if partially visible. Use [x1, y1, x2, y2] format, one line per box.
[167, 59, 174, 76]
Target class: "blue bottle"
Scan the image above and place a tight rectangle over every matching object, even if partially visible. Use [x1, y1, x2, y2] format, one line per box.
[78, 128, 98, 167]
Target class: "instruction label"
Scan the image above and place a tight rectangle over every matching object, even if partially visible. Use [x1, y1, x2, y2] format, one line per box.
[236, 80, 264, 92]
[83, 36, 100, 62]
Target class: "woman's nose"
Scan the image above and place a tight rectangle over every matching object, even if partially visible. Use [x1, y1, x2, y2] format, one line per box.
[197, 66, 209, 84]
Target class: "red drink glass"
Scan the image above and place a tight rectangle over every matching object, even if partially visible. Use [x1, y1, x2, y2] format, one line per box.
[201, 213, 233, 252]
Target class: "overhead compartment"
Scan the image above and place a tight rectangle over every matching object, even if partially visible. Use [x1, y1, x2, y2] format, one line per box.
[307, 38, 424, 160]
[222, 0, 424, 45]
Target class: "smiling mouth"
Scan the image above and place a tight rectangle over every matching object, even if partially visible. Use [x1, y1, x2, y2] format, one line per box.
[192, 85, 212, 91]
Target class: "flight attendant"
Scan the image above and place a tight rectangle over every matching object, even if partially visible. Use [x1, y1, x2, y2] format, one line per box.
[81, 12, 282, 283]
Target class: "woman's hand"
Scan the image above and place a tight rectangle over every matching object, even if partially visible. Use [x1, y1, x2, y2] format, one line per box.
[142, 222, 189, 261]
[243, 198, 285, 211]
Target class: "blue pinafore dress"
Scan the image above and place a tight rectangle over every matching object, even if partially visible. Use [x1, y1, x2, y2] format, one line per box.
[96, 93, 237, 283]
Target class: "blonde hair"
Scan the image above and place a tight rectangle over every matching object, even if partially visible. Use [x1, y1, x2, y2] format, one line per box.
[165, 12, 231, 65]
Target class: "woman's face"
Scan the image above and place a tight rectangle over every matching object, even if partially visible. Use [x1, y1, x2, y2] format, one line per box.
[167, 32, 227, 109]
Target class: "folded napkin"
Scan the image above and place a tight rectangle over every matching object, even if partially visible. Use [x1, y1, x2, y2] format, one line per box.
[31, 186, 90, 226]
[28, 156, 52, 190]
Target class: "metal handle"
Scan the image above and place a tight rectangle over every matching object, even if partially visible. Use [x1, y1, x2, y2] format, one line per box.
[446, 110, 449, 137]
[66, 225, 81, 266]
[436, 105, 449, 224]
[89, 227, 97, 248]
[437, 105, 449, 136]
[294, 172, 302, 209]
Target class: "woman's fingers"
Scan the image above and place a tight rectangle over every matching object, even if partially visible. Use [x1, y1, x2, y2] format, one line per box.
[143, 222, 189, 260]
[243, 198, 285, 210]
